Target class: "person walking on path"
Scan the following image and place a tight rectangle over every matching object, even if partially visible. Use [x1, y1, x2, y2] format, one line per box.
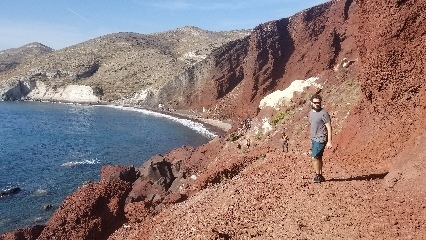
[309, 94, 332, 183]
[282, 132, 289, 152]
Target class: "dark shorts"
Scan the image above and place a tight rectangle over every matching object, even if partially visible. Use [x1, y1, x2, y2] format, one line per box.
[311, 140, 326, 159]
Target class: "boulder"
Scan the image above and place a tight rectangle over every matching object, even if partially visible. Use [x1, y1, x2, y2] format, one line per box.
[125, 178, 167, 204]
[100, 165, 138, 183]
[0, 187, 21, 198]
[138, 155, 175, 190]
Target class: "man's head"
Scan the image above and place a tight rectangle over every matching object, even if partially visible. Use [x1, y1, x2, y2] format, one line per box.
[310, 94, 322, 110]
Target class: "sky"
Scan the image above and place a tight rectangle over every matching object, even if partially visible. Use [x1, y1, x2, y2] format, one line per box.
[0, 0, 329, 51]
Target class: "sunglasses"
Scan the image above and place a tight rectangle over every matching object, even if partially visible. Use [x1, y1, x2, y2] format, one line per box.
[312, 102, 321, 104]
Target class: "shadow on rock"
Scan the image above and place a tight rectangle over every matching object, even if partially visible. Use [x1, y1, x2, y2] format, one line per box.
[327, 172, 388, 182]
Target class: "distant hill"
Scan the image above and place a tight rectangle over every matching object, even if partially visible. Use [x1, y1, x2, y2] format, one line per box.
[0, 27, 250, 103]
[0, 42, 53, 72]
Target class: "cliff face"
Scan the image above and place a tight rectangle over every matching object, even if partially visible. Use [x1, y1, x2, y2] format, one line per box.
[178, 0, 359, 120]
[2, 0, 426, 239]
[336, 0, 426, 163]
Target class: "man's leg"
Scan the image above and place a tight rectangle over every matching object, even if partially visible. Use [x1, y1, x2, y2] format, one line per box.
[311, 140, 326, 182]
[312, 157, 323, 175]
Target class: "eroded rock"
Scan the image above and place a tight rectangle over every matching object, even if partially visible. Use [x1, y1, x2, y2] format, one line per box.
[37, 180, 131, 240]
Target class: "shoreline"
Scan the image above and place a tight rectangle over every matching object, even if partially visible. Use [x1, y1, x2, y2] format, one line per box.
[101, 104, 231, 138]
[149, 108, 232, 137]
[0, 100, 230, 236]
[2, 100, 232, 139]
[17, 100, 232, 138]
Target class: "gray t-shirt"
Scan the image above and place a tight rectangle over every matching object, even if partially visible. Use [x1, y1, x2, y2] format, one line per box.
[309, 108, 331, 143]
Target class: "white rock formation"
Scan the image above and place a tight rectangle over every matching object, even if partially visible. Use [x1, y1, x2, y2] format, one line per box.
[27, 81, 99, 103]
[259, 77, 321, 110]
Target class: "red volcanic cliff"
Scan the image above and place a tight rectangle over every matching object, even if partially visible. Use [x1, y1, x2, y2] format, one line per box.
[2, 0, 426, 239]
[189, 0, 358, 120]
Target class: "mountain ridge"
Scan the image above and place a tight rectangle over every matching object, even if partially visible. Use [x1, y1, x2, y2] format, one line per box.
[0, 27, 250, 104]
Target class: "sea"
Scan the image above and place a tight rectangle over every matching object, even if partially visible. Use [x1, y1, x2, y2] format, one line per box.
[0, 101, 213, 234]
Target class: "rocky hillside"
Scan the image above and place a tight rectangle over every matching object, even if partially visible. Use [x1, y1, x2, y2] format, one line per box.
[0, 27, 250, 103]
[0, 43, 53, 72]
[2, 0, 426, 239]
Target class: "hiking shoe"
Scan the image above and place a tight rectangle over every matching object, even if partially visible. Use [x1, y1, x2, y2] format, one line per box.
[318, 174, 326, 182]
[313, 174, 321, 183]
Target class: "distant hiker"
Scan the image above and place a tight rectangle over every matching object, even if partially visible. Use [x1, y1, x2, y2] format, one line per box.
[309, 94, 332, 183]
[282, 132, 289, 152]
[240, 120, 246, 129]
[237, 120, 246, 136]
[246, 138, 251, 150]
[245, 117, 251, 129]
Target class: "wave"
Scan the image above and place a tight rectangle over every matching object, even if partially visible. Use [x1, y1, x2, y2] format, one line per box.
[101, 105, 218, 139]
[32, 189, 48, 196]
[61, 159, 101, 167]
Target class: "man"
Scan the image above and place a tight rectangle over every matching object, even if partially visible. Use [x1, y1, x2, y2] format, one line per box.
[309, 94, 332, 183]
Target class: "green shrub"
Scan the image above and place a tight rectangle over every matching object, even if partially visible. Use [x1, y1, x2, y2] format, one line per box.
[226, 132, 240, 141]
[272, 108, 295, 125]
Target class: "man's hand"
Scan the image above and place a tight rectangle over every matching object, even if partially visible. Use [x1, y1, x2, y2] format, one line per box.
[326, 142, 333, 149]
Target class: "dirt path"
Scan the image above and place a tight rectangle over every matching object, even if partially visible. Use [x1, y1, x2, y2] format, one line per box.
[109, 149, 426, 239]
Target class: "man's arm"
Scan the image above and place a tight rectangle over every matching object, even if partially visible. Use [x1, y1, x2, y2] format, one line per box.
[325, 122, 332, 148]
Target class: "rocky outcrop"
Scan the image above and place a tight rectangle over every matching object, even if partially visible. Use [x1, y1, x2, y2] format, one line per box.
[0, 225, 44, 240]
[0, 187, 21, 198]
[100, 165, 138, 183]
[1, 79, 100, 103]
[36, 180, 131, 240]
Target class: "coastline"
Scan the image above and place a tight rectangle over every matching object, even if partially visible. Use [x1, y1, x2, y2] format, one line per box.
[19, 99, 231, 139]
[150, 108, 232, 136]
[101, 104, 231, 139]
[0, 100, 224, 235]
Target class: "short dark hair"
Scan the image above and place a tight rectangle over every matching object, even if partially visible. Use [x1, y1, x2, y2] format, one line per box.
[310, 94, 322, 102]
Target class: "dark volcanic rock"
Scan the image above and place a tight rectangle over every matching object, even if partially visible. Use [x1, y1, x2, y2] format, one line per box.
[100, 165, 138, 183]
[125, 155, 175, 203]
[0, 187, 21, 198]
[138, 155, 175, 190]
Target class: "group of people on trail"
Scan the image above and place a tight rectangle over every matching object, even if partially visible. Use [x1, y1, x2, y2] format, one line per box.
[236, 117, 252, 137]
[234, 93, 332, 184]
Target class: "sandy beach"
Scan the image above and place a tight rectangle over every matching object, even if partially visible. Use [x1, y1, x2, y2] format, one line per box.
[150, 108, 232, 137]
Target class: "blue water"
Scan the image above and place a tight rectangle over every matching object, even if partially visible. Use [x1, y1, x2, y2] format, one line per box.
[0, 101, 210, 234]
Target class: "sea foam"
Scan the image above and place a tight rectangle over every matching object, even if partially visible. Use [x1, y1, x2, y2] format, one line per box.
[102, 105, 218, 139]
[61, 159, 101, 167]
